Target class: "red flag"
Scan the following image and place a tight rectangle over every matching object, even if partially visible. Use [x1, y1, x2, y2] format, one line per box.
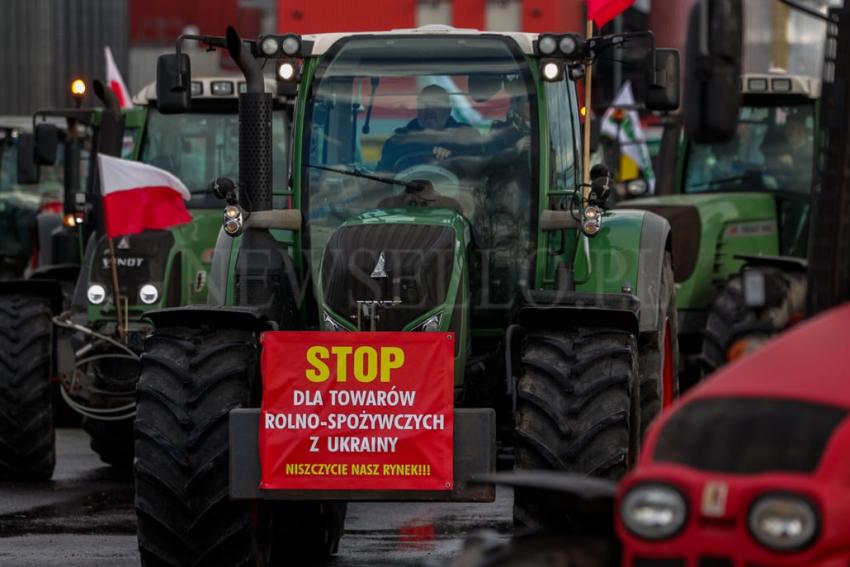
[97, 154, 192, 238]
[587, 0, 635, 28]
[105, 47, 133, 109]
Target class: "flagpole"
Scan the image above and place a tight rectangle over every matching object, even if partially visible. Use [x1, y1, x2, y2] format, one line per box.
[107, 236, 125, 341]
[582, 18, 594, 205]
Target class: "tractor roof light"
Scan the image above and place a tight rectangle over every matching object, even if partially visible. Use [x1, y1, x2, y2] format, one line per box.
[281, 34, 301, 56]
[538, 33, 585, 60]
[260, 36, 280, 57]
[211, 80, 235, 96]
[538, 34, 558, 55]
[558, 34, 585, 58]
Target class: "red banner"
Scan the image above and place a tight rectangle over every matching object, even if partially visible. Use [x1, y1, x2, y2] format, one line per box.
[259, 331, 455, 491]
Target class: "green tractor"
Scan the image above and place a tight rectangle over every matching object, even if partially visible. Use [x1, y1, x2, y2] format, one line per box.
[623, 71, 814, 384]
[133, 25, 681, 564]
[0, 122, 71, 280]
[62, 75, 292, 469]
[0, 76, 292, 479]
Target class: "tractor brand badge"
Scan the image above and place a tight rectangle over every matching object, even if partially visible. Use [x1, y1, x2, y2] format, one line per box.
[370, 251, 388, 279]
[194, 270, 207, 293]
[102, 257, 145, 269]
[724, 220, 776, 238]
[701, 481, 729, 517]
[118, 236, 131, 249]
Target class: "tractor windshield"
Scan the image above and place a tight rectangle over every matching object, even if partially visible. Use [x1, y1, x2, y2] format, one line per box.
[302, 36, 537, 269]
[140, 109, 289, 208]
[684, 102, 815, 194]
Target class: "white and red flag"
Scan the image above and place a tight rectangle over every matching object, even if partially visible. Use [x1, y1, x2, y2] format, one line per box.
[105, 46, 133, 109]
[98, 154, 192, 238]
[587, 0, 635, 28]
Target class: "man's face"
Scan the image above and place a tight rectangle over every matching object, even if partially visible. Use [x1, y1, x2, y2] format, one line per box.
[417, 93, 451, 130]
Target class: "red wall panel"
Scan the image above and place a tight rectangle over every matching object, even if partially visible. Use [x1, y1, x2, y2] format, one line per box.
[278, 0, 416, 34]
[522, 0, 584, 33]
[130, 0, 239, 45]
[453, 0, 486, 30]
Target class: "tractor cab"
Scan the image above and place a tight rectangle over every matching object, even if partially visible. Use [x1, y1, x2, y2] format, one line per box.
[680, 72, 817, 257]
[301, 32, 543, 333]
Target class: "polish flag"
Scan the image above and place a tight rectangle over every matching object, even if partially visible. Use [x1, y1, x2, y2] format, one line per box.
[105, 47, 133, 109]
[98, 154, 192, 238]
[587, 0, 635, 28]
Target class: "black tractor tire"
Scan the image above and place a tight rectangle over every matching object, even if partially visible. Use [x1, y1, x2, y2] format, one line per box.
[637, 252, 679, 439]
[0, 295, 55, 481]
[134, 326, 345, 567]
[513, 327, 638, 529]
[700, 270, 806, 376]
[84, 417, 135, 470]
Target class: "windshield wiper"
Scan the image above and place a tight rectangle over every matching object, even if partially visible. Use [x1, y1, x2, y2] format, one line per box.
[689, 173, 752, 190]
[304, 163, 424, 192]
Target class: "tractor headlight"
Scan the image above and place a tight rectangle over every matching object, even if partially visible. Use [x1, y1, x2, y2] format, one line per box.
[621, 483, 688, 540]
[223, 205, 243, 237]
[87, 284, 106, 305]
[139, 284, 159, 305]
[277, 60, 297, 82]
[322, 311, 347, 331]
[540, 60, 563, 82]
[581, 205, 602, 236]
[748, 493, 819, 551]
[414, 314, 442, 332]
[627, 179, 648, 196]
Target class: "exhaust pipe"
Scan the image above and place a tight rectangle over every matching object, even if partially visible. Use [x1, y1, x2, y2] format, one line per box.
[226, 26, 272, 212]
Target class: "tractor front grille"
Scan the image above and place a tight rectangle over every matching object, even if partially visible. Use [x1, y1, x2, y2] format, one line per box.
[91, 230, 175, 306]
[322, 224, 455, 331]
[654, 397, 847, 473]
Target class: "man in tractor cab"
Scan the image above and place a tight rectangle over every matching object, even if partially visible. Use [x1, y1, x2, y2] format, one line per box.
[377, 84, 482, 173]
[761, 110, 812, 188]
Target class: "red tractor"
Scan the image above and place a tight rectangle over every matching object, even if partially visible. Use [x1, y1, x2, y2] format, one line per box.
[617, 303, 850, 566]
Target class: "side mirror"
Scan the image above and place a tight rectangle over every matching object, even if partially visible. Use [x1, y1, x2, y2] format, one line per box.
[646, 49, 680, 112]
[34, 123, 59, 165]
[156, 53, 192, 114]
[16, 133, 38, 185]
[684, 0, 743, 143]
[589, 163, 612, 204]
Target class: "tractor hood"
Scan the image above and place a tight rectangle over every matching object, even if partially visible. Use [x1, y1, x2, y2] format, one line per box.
[621, 192, 780, 309]
[318, 207, 468, 332]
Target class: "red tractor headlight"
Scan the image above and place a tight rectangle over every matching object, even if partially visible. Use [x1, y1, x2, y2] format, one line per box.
[620, 483, 688, 540]
[748, 492, 819, 552]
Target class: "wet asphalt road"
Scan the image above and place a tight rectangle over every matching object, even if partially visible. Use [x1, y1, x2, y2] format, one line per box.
[0, 429, 512, 567]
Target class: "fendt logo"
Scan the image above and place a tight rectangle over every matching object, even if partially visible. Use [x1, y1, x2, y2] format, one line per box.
[102, 257, 145, 269]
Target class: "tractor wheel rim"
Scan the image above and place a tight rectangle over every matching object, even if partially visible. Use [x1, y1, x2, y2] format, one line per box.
[662, 317, 674, 408]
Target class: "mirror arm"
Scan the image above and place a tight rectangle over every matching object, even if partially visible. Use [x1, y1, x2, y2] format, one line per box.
[172, 34, 231, 90]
